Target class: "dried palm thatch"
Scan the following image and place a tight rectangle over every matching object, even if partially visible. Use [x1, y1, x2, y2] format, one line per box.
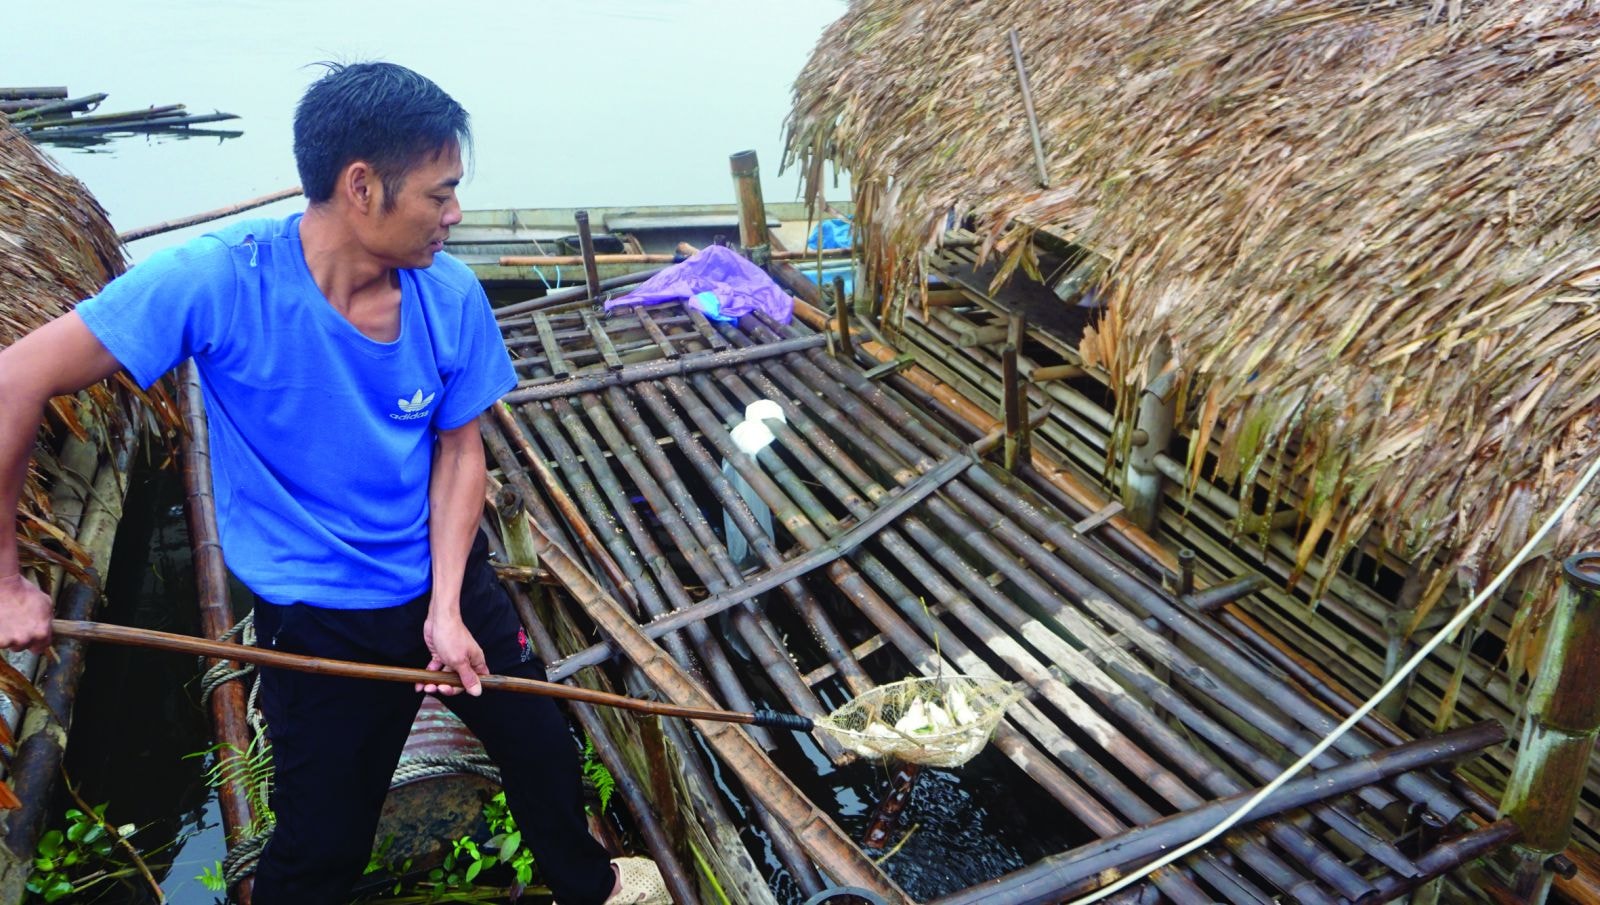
[1, 118, 148, 580]
[787, 0, 1600, 679]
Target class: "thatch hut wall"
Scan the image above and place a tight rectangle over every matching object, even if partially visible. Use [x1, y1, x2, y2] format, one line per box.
[787, 0, 1600, 677]
[1, 119, 133, 580]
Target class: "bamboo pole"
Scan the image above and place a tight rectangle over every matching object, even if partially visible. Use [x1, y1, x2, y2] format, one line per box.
[0, 87, 67, 100]
[494, 268, 666, 319]
[1499, 553, 1600, 905]
[931, 722, 1505, 905]
[504, 335, 825, 402]
[498, 248, 851, 267]
[21, 102, 179, 128]
[25, 111, 239, 138]
[573, 211, 603, 301]
[496, 576, 702, 905]
[730, 150, 771, 268]
[120, 187, 303, 243]
[178, 362, 258, 904]
[1007, 28, 1050, 188]
[49, 619, 816, 729]
[5, 93, 108, 123]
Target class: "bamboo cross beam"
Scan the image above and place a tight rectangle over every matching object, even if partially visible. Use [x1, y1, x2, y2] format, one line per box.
[930, 721, 1507, 905]
[547, 440, 990, 681]
[503, 334, 826, 403]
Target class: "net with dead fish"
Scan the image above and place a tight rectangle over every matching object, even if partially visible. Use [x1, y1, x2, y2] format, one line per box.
[812, 675, 1021, 768]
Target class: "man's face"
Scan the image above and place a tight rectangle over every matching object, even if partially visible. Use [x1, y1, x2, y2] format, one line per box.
[369, 142, 464, 269]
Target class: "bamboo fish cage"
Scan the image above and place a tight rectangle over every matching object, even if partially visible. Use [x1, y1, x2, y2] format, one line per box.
[470, 283, 1517, 903]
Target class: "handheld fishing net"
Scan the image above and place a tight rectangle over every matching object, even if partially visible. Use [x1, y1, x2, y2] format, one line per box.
[811, 675, 1022, 768]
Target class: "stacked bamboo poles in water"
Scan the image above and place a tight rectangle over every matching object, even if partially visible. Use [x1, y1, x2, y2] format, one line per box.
[487, 298, 1507, 903]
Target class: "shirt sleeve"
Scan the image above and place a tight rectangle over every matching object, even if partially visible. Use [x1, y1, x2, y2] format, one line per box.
[75, 236, 237, 389]
[434, 280, 517, 431]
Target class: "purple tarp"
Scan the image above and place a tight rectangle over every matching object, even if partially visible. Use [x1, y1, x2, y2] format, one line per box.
[602, 245, 794, 325]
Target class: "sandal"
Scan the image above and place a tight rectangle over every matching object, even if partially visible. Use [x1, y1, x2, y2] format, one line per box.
[603, 856, 671, 905]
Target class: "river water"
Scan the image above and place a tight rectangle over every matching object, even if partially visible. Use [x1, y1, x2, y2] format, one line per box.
[11, 0, 847, 260]
[15, 3, 846, 902]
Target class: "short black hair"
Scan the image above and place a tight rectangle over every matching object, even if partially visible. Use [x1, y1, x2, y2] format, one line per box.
[294, 62, 470, 211]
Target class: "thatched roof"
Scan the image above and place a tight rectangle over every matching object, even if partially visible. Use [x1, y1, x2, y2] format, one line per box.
[787, 0, 1600, 673]
[2, 119, 132, 578]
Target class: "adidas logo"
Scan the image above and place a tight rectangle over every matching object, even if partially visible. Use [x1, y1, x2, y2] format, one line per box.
[390, 389, 436, 421]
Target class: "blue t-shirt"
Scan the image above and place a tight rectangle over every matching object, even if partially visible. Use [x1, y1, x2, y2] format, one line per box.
[77, 213, 517, 608]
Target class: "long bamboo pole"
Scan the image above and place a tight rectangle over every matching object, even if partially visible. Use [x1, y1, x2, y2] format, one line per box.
[497, 576, 702, 905]
[504, 335, 825, 402]
[120, 187, 303, 243]
[49, 619, 816, 729]
[178, 362, 258, 904]
[931, 721, 1505, 905]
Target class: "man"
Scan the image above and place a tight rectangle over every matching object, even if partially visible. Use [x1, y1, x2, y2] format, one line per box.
[0, 62, 668, 905]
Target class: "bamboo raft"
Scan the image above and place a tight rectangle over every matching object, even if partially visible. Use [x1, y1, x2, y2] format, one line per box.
[471, 282, 1516, 903]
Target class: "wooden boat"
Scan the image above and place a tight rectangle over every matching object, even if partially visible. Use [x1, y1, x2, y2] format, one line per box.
[449, 201, 852, 292]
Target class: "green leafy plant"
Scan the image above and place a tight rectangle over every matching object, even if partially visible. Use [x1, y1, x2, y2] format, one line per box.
[189, 736, 275, 837]
[580, 738, 615, 815]
[198, 860, 227, 892]
[25, 804, 132, 903]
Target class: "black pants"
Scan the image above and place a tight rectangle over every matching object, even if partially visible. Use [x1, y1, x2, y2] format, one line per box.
[246, 533, 614, 905]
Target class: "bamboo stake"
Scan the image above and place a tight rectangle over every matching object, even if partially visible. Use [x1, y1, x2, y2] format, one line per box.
[573, 211, 603, 301]
[1499, 553, 1600, 905]
[730, 150, 772, 268]
[177, 362, 258, 904]
[120, 187, 302, 243]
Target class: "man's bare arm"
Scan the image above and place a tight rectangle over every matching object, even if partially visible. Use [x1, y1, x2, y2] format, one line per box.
[0, 313, 126, 650]
[418, 416, 491, 696]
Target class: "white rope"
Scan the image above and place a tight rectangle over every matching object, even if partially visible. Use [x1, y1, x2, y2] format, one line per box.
[1068, 453, 1600, 904]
